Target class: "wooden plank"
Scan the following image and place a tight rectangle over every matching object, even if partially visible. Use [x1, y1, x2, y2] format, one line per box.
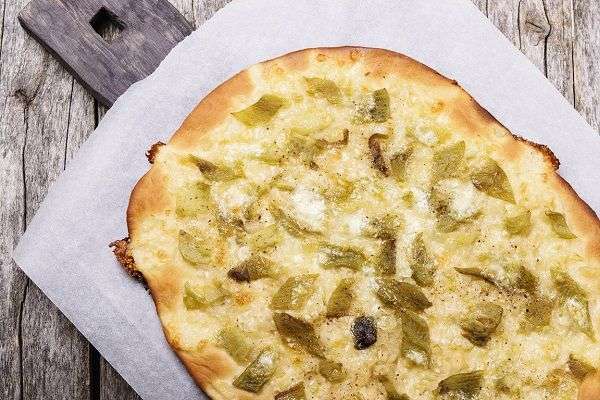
[19, 0, 193, 106]
[471, 0, 488, 15]
[545, 0, 575, 104]
[573, 0, 600, 132]
[0, 0, 92, 398]
[0, 2, 29, 398]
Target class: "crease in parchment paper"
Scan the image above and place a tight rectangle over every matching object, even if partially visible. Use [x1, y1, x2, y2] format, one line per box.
[13, 0, 600, 399]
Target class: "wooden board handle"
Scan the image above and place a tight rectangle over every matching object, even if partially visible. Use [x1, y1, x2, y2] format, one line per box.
[19, 0, 193, 107]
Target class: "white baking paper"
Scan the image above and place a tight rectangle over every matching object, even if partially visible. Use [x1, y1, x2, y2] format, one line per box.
[13, 0, 600, 399]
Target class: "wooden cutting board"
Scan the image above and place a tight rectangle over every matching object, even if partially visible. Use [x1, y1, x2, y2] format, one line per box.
[19, 0, 193, 107]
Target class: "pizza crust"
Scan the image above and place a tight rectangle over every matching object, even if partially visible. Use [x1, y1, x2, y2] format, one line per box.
[120, 47, 600, 400]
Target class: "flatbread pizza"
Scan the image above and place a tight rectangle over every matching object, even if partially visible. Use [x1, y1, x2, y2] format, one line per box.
[112, 47, 600, 400]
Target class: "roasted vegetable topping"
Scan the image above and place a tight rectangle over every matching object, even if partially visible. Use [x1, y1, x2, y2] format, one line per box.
[551, 268, 594, 338]
[354, 89, 390, 123]
[274, 382, 306, 400]
[371, 89, 391, 122]
[190, 155, 242, 182]
[455, 267, 493, 283]
[232, 94, 286, 127]
[400, 310, 431, 367]
[378, 375, 410, 400]
[322, 174, 354, 202]
[270, 204, 320, 237]
[305, 77, 342, 105]
[368, 134, 390, 176]
[175, 181, 212, 217]
[545, 211, 577, 239]
[568, 354, 597, 381]
[504, 210, 532, 236]
[430, 187, 461, 233]
[390, 146, 413, 182]
[183, 282, 225, 310]
[273, 313, 325, 357]
[409, 234, 435, 287]
[232, 347, 278, 393]
[245, 224, 283, 251]
[375, 239, 397, 276]
[320, 244, 367, 271]
[471, 158, 515, 203]
[460, 302, 503, 346]
[376, 278, 432, 312]
[520, 295, 553, 332]
[319, 359, 348, 383]
[352, 316, 377, 350]
[432, 141, 465, 182]
[326, 278, 354, 318]
[365, 214, 402, 240]
[271, 274, 318, 311]
[438, 371, 483, 398]
[504, 264, 538, 293]
[228, 255, 277, 282]
[178, 230, 212, 265]
[218, 325, 254, 364]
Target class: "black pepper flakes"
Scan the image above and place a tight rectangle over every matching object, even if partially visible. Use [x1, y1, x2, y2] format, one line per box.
[352, 316, 377, 350]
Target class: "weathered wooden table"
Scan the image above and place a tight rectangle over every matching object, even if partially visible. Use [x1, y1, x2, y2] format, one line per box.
[1, 0, 598, 398]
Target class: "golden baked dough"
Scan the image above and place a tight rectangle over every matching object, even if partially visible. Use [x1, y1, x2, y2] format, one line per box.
[115, 47, 600, 400]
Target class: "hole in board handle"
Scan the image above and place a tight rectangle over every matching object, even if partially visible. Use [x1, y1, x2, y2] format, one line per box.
[90, 7, 125, 44]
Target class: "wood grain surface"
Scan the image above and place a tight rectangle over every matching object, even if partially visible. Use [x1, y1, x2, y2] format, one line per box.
[0, 0, 598, 399]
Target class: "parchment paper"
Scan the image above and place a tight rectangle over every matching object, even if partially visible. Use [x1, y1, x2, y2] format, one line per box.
[13, 0, 600, 399]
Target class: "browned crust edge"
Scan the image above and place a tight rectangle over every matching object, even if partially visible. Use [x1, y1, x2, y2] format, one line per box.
[115, 46, 600, 399]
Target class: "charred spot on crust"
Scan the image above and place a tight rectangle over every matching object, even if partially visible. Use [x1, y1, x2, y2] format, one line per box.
[352, 316, 377, 350]
[109, 237, 146, 286]
[146, 142, 166, 164]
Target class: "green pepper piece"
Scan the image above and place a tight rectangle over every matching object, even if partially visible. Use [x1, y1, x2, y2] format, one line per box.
[568, 354, 597, 381]
[471, 158, 515, 203]
[376, 278, 432, 312]
[438, 371, 483, 398]
[390, 146, 414, 183]
[320, 244, 367, 271]
[432, 141, 465, 182]
[305, 77, 342, 105]
[326, 278, 354, 318]
[454, 267, 495, 284]
[378, 375, 411, 400]
[364, 214, 402, 240]
[218, 325, 254, 364]
[319, 359, 348, 383]
[368, 134, 390, 176]
[520, 295, 553, 332]
[273, 312, 325, 357]
[430, 187, 461, 233]
[175, 181, 212, 217]
[322, 174, 354, 202]
[353, 89, 390, 124]
[375, 239, 397, 276]
[400, 310, 431, 367]
[274, 382, 306, 400]
[189, 155, 242, 182]
[178, 230, 212, 265]
[551, 268, 594, 339]
[245, 224, 283, 251]
[269, 204, 321, 237]
[460, 302, 503, 346]
[409, 234, 435, 287]
[504, 210, 532, 236]
[232, 347, 278, 393]
[228, 255, 277, 282]
[316, 129, 350, 149]
[183, 282, 225, 310]
[271, 274, 319, 311]
[545, 211, 577, 239]
[504, 264, 538, 294]
[232, 95, 286, 127]
[371, 89, 391, 122]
